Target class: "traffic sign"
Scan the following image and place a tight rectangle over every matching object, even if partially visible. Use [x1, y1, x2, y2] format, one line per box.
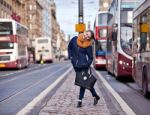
[75, 23, 86, 32]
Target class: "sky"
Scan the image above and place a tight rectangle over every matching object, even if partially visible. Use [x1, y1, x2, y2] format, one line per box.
[55, 0, 99, 38]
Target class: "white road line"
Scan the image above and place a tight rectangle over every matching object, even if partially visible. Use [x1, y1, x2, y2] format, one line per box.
[0, 63, 67, 77]
[1, 66, 71, 102]
[16, 67, 73, 115]
[0, 73, 17, 77]
[95, 71, 136, 115]
[0, 64, 42, 77]
[0, 64, 60, 85]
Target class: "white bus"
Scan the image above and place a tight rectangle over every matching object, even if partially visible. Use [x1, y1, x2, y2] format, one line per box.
[35, 37, 53, 63]
[0, 19, 28, 69]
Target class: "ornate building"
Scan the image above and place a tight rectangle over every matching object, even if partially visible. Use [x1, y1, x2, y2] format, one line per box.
[0, 0, 43, 47]
[38, 0, 52, 38]
[37, 0, 61, 58]
[0, 0, 27, 25]
[50, 0, 60, 57]
[25, 0, 43, 47]
[0, 0, 66, 61]
[56, 29, 67, 59]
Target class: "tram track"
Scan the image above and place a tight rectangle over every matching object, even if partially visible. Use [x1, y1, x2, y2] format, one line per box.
[0, 64, 71, 103]
[0, 62, 69, 84]
[0, 61, 68, 79]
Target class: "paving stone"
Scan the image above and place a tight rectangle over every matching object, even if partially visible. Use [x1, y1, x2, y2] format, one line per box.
[39, 71, 112, 115]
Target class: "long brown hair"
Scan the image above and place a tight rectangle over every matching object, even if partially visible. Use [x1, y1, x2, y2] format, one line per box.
[86, 30, 94, 40]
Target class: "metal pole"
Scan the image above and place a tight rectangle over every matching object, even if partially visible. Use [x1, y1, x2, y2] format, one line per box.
[78, 0, 84, 24]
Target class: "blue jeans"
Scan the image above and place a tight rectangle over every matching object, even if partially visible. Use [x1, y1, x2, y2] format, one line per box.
[79, 87, 98, 100]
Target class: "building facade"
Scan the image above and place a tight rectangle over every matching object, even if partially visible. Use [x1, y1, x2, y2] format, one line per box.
[0, 0, 27, 25]
[37, 0, 62, 59]
[56, 29, 67, 59]
[25, 0, 43, 47]
[50, 0, 60, 57]
[38, 0, 52, 38]
[0, 0, 67, 61]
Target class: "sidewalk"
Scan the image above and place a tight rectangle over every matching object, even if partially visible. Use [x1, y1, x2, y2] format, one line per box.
[39, 70, 123, 115]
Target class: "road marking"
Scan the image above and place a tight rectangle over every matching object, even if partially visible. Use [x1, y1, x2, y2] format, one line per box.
[0, 64, 42, 77]
[0, 65, 71, 102]
[16, 67, 73, 115]
[0, 63, 68, 77]
[95, 71, 136, 115]
[0, 64, 61, 85]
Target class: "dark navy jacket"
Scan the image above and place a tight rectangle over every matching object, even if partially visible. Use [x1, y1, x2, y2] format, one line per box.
[68, 36, 93, 72]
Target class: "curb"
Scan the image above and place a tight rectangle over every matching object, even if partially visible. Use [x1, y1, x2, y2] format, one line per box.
[16, 67, 73, 115]
[95, 71, 136, 115]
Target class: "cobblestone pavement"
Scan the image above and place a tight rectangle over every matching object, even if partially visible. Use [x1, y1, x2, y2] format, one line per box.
[39, 70, 111, 115]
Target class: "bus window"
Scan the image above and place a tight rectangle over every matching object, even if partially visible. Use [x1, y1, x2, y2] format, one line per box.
[45, 50, 49, 52]
[120, 10, 133, 55]
[140, 14, 148, 52]
[140, 32, 147, 52]
[112, 31, 117, 41]
[98, 13, 108, 26]
[38, 39, 48, 43]
[38, 50, 42, 52]
[149, 9, 150, 50]
[0, 22, 12, 36]
[99, 28, 107, 38]
[0, 42, 14, 49]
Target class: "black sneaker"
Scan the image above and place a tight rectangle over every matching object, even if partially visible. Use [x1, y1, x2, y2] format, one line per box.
[77, 101, 82, 108]
[93, 96, 100, 105]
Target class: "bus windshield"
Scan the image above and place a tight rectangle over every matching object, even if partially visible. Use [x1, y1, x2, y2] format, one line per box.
[0, 22, 12, 36]
[98, 13, 108, 26]
[0, 42, 14, 49]
[95, 40, 107, 56]
[99, 28, 107, 38]
[38, 39, 48, 44]
[120, 10, 133, 56]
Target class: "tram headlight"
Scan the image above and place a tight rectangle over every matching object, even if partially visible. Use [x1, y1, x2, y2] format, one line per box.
[126, 63, 129, 66]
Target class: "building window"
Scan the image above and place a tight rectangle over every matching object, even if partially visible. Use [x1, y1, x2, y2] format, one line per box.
[0, 0, 3, 4]
[29, 5, 32, 10]
[29, 14, 32, 19]
[33, 5, 36, 10]
[29, 24, 32, 29]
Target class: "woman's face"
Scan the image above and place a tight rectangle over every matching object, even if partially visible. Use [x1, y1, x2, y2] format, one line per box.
[84, 31, 91, 40]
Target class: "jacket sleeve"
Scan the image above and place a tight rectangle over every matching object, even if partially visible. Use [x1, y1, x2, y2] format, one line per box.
[86, 46, 93, 67]
[68, 38, 73, 60]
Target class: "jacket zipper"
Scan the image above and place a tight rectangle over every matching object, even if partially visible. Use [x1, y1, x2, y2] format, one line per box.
[76, 47, 79, 66]
[76, 60, 78, 66]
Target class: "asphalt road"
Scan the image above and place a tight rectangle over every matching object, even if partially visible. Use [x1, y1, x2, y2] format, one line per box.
[1, 62, 150, 115]
[98, 70, 150, 115]
[0, 62, 72, 115]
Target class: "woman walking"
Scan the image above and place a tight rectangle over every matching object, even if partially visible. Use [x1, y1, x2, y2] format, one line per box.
[68, 30, 100, 107]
